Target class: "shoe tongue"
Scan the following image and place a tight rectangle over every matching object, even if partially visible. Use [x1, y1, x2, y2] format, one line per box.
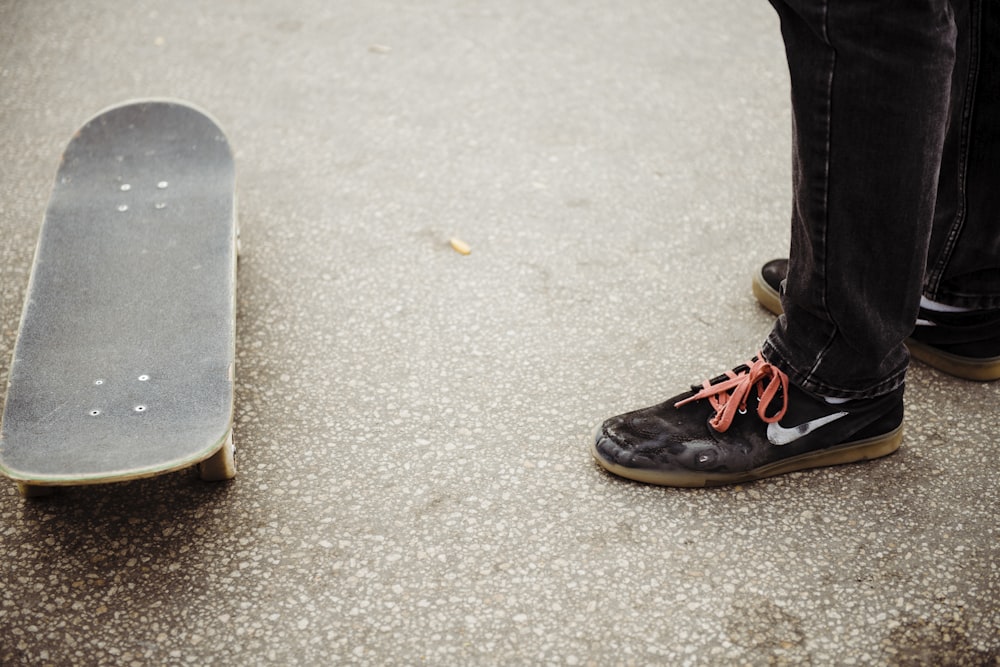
[707, 362, 753, 386]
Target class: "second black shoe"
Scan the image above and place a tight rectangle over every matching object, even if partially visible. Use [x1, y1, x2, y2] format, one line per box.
[752, 258, 1000, 381]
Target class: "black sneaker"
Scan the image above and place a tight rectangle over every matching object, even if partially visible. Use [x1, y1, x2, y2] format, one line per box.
[752, 258, 1000, 381]
[910, 308, 1000, 381]
[592, 356, 904, 487]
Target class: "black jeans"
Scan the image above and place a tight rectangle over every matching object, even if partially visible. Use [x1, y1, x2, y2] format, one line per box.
[761, 0, 1000, 399]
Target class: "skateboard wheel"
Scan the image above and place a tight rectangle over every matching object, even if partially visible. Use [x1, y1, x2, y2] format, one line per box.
[198, 431, 236, 481]
[17, 482, 55, 499]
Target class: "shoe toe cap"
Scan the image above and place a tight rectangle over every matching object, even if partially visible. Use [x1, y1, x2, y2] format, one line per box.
[593, 418, 719, 472]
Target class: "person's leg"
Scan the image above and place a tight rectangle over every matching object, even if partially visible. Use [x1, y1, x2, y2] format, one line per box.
[762, 0, 957, 399]
[754, 0, 1000, 381]
[906, 0, 1000, 376]
[924, 0, 1000, 309]
[592, 0, 958, 487]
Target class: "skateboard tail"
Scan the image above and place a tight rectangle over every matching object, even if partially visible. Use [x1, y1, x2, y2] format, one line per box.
[0, 425, 234, 487]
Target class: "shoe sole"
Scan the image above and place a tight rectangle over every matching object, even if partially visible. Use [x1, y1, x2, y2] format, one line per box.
[751, 266, 783, 317]
[591, 425, 903, 488]
[906, 339, 1000, 382]
[751, 267, 1000, 381]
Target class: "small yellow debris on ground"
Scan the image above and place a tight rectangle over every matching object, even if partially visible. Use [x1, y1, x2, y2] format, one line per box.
[449, 238, 471, 255]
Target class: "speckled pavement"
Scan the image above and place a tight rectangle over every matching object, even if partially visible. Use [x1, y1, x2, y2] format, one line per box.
[1, 1, 998, 665]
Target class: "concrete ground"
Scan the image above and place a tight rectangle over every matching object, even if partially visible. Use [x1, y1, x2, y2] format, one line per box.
[1, 1, 998, 664]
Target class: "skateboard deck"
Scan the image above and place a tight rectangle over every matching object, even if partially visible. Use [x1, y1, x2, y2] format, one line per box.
[0, 100, 237, 496]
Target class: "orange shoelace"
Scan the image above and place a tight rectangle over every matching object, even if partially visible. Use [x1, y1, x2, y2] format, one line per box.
[674, 355, 789, 432]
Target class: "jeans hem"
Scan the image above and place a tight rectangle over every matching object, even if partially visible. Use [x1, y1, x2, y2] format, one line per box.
[761, 339, 908, 400]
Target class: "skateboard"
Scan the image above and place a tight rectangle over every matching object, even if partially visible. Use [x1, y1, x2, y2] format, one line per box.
[0, 100, 238, 497]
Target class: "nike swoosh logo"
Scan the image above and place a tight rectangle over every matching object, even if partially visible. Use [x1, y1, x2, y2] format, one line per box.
[767, 411, 849, 446]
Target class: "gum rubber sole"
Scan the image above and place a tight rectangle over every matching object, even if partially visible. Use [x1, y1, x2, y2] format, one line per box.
[906, 339, 1000, 382]
[751, 266, 783, 317]
[591, 425, 904, 488]
[751, 267, 1000, 381]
